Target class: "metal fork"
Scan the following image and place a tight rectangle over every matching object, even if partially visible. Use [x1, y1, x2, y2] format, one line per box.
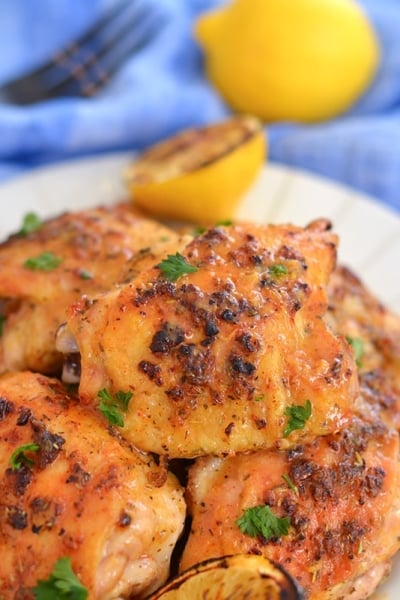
[0, 0, 167, 105]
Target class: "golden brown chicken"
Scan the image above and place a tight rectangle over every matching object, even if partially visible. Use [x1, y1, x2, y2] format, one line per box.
[327, 265, 400, 431]
[180, 264, 400, 599]
[181, 412, 400, 600]
[0, 203, 178, 375]
[64, 219, 359, 458]
[0, 371, 185, 599]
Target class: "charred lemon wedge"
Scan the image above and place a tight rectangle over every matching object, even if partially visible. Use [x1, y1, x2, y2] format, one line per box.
[125, 116, 266, 224]
[148, 555, 304, 599]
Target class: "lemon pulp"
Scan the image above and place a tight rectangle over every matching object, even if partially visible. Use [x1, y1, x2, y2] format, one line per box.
[126, 115, 266, 224]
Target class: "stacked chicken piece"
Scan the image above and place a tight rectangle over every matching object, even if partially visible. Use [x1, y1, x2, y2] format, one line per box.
[0, 202, 399, 599]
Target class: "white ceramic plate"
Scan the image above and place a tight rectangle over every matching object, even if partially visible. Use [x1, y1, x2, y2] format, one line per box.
[0, 153, 399, 598]
[0, 152, 399, 315]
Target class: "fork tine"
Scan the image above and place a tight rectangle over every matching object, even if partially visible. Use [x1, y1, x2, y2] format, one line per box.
[21, 0, 131, 80]
[52, 0, 132, 63]
[81, 11, 168, 97]
[44, 3, 167, 100]
[0, 0, 138, 104]
[38, 0, 140, 92]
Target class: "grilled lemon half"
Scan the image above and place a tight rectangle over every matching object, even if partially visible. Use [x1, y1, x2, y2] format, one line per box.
[125, 116, 266, 224]
[148, 554, 303, 599]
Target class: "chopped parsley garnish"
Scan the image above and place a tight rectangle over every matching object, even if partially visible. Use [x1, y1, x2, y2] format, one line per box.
[32, 556, 88, 600]
[237, 505, 290, 540]
[346, 336, 364, 368]
[19, 212, 42, 236]
[78, 269, 93, 280]
[10, 442, 40, 470]
[159, 235, 170, 242]
[97, 388, 132, 427]
[284, 399, 312, 438]
[0, 315, 5, 337]
[157, 253, 198, 282]
[23, 251, 63, 271]
[269, 263, 288, 277]
[254, 394, 265, 402]
[282, 473, 299, 495]
[215, 219, 233, 226]
[193, 226, 207, 236]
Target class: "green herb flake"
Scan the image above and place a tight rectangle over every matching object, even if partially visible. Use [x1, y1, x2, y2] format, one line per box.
[114, 390, 132, 411]
[159, 235, 170, 242]
[254, 394, 265, 402]
[20, 212, 42, 236]
[32, 556, 88, 600]
[282, 473, 299, 495]
[97, 388, 133, 427]
[23, 251, 63, 271]
[284, 399, 312, 438]
[269, 263, 288, 277]
[10, 442, 40, 470]
[237, 505, 290, 540]
[192, 226, 206, 237]
[78, 269, 93, 280]
[215, 219, 233, 226]
[346, 336, 364, 368]
[0, 315, 5, 337]
[157, 253, 198, 282]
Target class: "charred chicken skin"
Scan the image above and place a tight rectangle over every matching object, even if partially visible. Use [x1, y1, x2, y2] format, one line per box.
[66, 219, 358, 458]
[327, 265, 400, 431]
[0, 371, 185, 599]
[1, 198, 399, 600]
[181, 413, 400, 600]
[180, 265, 400, 599]
[0, 203, 177, 375]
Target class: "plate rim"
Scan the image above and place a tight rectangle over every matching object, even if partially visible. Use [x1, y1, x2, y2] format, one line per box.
[0, 151, 399, 597]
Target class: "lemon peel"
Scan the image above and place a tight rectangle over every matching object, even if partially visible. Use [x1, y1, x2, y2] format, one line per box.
[125, 115, 266, 224]
[148, 554, 302, 599]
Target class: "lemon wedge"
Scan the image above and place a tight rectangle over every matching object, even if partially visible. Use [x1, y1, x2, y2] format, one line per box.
[125, 116, 266, 224]
[148, 555, 303, 599]
[195, 0, 380, 123]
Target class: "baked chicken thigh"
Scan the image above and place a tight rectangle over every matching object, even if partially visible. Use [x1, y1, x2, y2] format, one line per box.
[0, 371, 185, 599]
[181, 413, 400, 600]
[181, 264, 400, 600]
[65, 220, 359, 457]
[327, 265, 400, 431]
[0, 203, 176, 375]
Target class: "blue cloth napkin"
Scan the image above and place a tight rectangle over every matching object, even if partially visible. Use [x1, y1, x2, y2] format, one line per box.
[0, 0, 399, 214]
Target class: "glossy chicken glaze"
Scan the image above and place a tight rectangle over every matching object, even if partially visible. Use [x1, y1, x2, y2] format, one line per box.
[0, 203, 176, 374]
[0, 371, 185, 599]
[181, 415, 400, 599]
[180, 264, 400, 599]
[67, 220, 359, 457]
[1, 202, 399, 600]
[327, 265, 400, 431]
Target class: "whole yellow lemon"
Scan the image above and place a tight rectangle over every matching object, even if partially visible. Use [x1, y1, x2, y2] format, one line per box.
[195, 0, 380, 123]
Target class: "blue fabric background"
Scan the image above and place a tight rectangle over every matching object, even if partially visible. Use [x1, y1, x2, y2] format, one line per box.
[0, 0, 399, 213]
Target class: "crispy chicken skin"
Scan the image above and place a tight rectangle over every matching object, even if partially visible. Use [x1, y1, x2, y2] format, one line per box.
[66, 220, 358, 457]
[327, 265, 400, 430]
[181, 415, 400, 600]
[0, 371, 185, 599]
[0, 203, 177, 375]
[179, 263, 400, 599]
